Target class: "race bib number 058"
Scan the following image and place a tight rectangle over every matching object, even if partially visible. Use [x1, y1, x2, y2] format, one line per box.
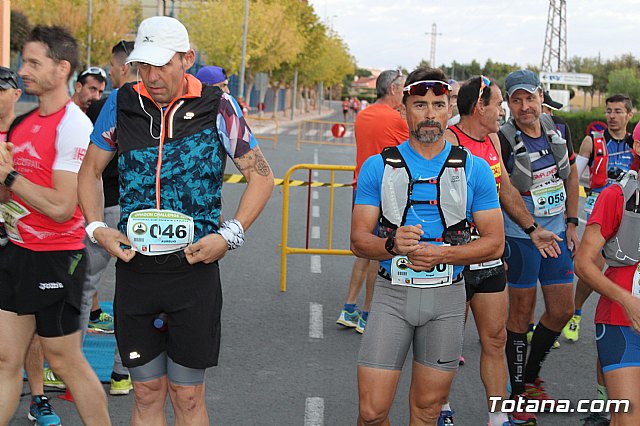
[126, 209, 194, 256]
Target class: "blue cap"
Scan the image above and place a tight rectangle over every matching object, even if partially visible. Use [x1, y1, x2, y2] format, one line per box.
[505, 70, 540, 97]
[196, 66, 227, 85]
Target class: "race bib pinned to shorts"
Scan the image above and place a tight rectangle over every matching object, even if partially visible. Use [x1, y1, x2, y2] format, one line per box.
[1, 200, 30, 243]
[390, 255, 453, 289]
[126, 209, 194, 256]
[584, 192, 599, 215]
[531, 178, 566, 217]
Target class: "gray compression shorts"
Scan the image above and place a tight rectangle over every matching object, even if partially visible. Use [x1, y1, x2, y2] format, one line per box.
[128, 352, 205, 386]
[358, 275, 466, 371]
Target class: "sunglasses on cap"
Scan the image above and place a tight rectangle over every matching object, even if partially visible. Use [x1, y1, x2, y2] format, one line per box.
[80, 66, 107, 80]
[0, 67, 19, 90]
[390, 69, 403, 86]
[474, 75, 491, 112]
[119, 40, 131, 56]
[403, 80, 452, 97]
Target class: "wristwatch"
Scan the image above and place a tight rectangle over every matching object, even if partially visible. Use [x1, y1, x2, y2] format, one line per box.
[3, 170, 20, 188]
[385, 229, 398, 256]
[566, 217, 579, 226]
[524, 222, 538, 235]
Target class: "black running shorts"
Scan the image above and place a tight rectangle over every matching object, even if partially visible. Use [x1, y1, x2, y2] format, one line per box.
[463, 264, 507, 302]
[0, 243, 86, 337]
[114, 253, 222, 370]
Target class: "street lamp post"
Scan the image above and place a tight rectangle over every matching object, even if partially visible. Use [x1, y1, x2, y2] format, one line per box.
[238, 0, 249, 99]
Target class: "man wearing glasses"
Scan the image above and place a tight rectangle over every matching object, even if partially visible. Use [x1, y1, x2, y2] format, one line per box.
[351, 67, 504, 425]
[71, 66, 107, 113]
[78, 17, 273, 424]
[337, 69, 408, 335]
[498, 70, 580, 424]
[563, 94, 635, 343]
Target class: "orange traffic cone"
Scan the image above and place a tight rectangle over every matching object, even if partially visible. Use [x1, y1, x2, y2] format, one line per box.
[58, 388, 74, 403]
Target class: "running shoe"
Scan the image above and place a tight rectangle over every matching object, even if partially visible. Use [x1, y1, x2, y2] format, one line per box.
[524, 378, 551, 403]
[552, 338, 561, 349]
[336, 309, 360, 328]
[562, 314, 581, 341]
[355, 316, 366, 334]
[510, 394, 537, 425]
[458, 356, 465, 366]
[43, 368, 65, 389]
[28, 395, 61, 426]
[581, 413, 610, 426]
[88, 312, 115, 334]
[437, 409, 454, 426]
[110, 374, 133, 395]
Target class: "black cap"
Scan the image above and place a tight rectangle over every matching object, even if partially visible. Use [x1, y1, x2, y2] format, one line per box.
[0, 66, 19, 90]
[542, 91, 563, 110]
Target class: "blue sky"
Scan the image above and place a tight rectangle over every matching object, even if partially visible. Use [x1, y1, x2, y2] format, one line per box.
[310, 0, 639, 71]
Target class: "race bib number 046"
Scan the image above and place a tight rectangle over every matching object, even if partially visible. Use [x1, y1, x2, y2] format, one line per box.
[126, 209, 194, 256]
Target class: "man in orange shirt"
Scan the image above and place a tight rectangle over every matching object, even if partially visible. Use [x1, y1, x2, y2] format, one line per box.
[337, 70, 409, 333]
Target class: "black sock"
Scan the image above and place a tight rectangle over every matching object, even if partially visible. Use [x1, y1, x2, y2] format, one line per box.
[111, 372, 129, 381]
[506, 329, 527, 396]
[90, 308, 102, 321]
[524, 321, 560, 383]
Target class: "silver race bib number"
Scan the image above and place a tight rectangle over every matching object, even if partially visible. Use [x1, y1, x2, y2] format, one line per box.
[126, 209, 194, 256]
[0, 201, 30, 243]
[584, 192, 599, 215]
[531, 178, 566, 217]
[391, 256, 454, 288]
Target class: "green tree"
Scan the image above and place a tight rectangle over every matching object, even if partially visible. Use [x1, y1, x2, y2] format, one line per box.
[607, 68, 640, 106]
[10, 10, 31, 53]
[12, 0, 140, 67]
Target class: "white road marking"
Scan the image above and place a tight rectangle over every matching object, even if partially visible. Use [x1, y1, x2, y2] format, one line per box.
[312, 190, 319, 200]
[310, 255, 322, 274]
[312, 205, 320, 218]
[313, 148, 319, 164]
[309, 302, 323, 339]
[311, 226, 320, 239]
[304, 397, 324, 426]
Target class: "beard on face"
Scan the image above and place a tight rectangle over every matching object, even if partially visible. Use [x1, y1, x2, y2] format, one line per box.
[410, 119, 443, 144]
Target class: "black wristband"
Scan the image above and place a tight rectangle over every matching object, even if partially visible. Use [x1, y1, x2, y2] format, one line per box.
[524, 222, 538, 235]
[566, 217, 579, 226]
[385, 229, 398, 256]
[3, 170, 19, 188]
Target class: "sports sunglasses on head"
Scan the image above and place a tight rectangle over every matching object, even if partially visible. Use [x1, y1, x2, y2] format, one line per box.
[403, 80, 452, 97]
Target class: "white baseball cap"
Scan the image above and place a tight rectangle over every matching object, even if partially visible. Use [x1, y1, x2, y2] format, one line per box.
[126, 16, 190, 66]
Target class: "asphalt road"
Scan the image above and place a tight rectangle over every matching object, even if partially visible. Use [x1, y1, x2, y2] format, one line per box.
[10, 103, 602, 426]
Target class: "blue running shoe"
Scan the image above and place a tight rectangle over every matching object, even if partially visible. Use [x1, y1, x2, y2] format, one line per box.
[28, 395, 61, 426]
[336, 309, 360, 328]
[356, 316, 366, 334]
[438, 409, 454, 426]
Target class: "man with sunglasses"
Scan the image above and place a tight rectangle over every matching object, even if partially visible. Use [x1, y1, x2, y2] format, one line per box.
[497, 70, 580, 423]
[444, 76, 562, 426]
[73, 40, 138, 396]
[563, 94, 635, 343]
[0, 26, 110, 425]
[337, 69, 408, 335]
[352, 67, 504, 425]
[78, 17, 274, 425]
[71, 66, 107, 113]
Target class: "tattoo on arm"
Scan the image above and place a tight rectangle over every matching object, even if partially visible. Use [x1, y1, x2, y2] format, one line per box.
[233, 148, 271, 177]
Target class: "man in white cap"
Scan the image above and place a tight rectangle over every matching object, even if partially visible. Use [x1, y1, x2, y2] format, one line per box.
[78, 16, 274, 425]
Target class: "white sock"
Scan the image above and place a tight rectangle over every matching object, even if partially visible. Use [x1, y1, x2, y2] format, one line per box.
[441, 402, 451, 412]
[488, 411, 509, 425]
